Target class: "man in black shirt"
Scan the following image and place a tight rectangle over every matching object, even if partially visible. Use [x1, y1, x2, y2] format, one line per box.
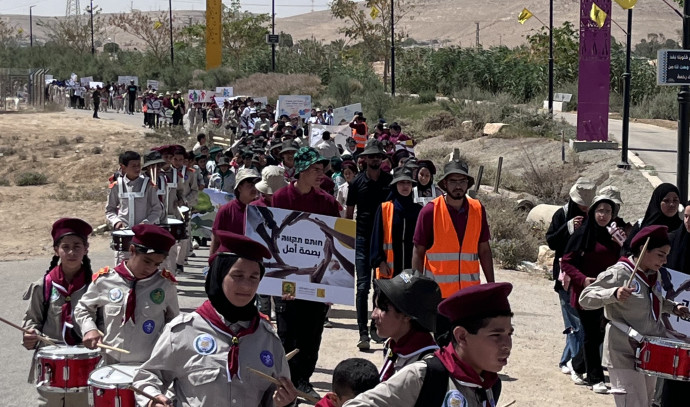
[92, 86, 101, 119]
[345, 139, 392, 350]
[126, 80, 138, 115]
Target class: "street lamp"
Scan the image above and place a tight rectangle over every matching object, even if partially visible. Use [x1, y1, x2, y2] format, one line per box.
[391, 0, 395, 96]
[169, 0, 174, 65]
[88, 0, 94, 54]
[271, 0, 275, 71]
[29, 5, 35, 47]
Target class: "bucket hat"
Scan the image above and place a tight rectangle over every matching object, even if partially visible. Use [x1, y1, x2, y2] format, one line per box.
[569, 177, 597, 207]
[256, 166, 287, 195]
[360, 139, 386, 156]
[294, 147, 329, 176]
[390, 167, 416, 186]
[279, 140, 299, 155]
[439, 160, 475, 189]
[142, 150, 166, 168]
[235, 168, 261, 187]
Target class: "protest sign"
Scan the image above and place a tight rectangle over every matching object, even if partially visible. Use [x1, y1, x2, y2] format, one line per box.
[245, 206, 356, 305]
[118, 76, 139, 85]
[188, 90, 214, 103]
[190, 189, 235, 242]
[661, 267, 690, 337]
[278, 95, 312, 120]
[80, 76, 93, 86]
[89, 81, 104, 89]
[253, 96, 269, 106]
[147, 80, 160, 90]
[309, 124, 352, 150]
[215, 87, 234, 97]
[332, 103, 362, 125]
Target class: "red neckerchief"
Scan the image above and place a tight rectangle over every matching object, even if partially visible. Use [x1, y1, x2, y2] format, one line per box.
[47, 265, 87, 345]
[434, 343, 498, 390]
[196, 300, 260, 381]
[380, 330, 438, 381]
[114, 262, 138, 325]
[314, 393, 338, 407]
[619, 256, 661, 320]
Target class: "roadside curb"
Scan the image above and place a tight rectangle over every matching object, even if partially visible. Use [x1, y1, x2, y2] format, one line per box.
[626, 151, 664, 188]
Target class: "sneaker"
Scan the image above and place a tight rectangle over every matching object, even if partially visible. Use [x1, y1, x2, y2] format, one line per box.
[592, 382, 608, 394]
[176, 264, 185, 274]
[296, 381, 320, 400]
[571, 371, 586, 385]
[357, 335, 370, 350]
[560, 365, 571, 374]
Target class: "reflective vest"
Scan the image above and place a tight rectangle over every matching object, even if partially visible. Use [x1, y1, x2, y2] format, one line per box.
[375, 201, 396, 279]
[423, 195, 482, 298]
[352, 122, 368, 149]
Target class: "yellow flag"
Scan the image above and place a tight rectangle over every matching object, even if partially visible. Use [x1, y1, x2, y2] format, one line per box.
[590, 3, 607, 28]
[17, 28, 23, 34]
[614, 0, 636, 9]
[153, 21, 163, 30]
[370, 7, 380, 20]
[518, 8, 533, 24]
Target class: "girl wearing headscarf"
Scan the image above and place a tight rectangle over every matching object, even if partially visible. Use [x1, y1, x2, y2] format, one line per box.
[133, 231, 297, 407]
[370, 167, 423, 279]
[561, 195, 626, 394]
[581, 225, 690, 407]
[22, 218, 94, 407]
[412, 160, 442, 206]
[623, 183, 682, 253]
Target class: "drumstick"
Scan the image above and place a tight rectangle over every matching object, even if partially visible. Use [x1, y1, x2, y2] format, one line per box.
[97, 343, 131, 354]
[0, 316, 58, 346]
[500, 401, 516, 407]
[128, 385, 173, 406]
[109, 364, 136, 378]
[286, 348, 299, 361]
[626, 237, 650, 288]
[247, 367, 320, 404]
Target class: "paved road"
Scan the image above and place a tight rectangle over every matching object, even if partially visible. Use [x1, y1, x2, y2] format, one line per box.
[557, 112, 682, 188]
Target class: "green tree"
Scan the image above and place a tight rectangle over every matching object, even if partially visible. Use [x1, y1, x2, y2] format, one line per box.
[39, 13, 105, 55]
[0, 20, 24, 48]
[221, 0, 270, 70]
[109, 11, 180, 63]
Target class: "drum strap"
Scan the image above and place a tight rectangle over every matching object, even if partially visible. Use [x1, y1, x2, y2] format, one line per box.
[609, 320, 644, 343]
[118, 176, 150, 228]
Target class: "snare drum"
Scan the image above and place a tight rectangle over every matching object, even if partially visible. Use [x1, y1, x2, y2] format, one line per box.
[88, 364, 138, 407]
[636, 336, 690, 380]
[111, 230, 135, 252]
[178, 205, 190, 224]
[161, 218, 187, 240]
[36, 346, 101, 392]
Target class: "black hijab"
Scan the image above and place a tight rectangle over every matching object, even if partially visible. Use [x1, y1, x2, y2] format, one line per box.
[565, 198, 617, 254]
[205, 254, 261, 323]
[565, 198, 587, 222]
[668, 201, 690, 275]
[624, 183, 682, 253]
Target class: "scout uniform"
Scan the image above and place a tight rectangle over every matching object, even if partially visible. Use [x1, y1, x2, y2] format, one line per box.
[171, 149, 199, 269]
[344, 283, 512, 407]
[580, 225, 686, 407]
[22, 218, 94, 407]
[73, 225, 179, 365]
[132, 231, 293, 407]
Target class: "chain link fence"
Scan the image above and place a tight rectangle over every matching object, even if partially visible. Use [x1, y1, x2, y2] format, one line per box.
[0, 68, 48, 112]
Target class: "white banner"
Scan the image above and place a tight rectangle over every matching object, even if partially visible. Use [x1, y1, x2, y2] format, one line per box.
[246, 206, 356, 305]
[278, 95, 312, 120]
[118, 76, 139, 85]
[147, 80, 160, 90]
[662, 268, 690, 337]
[188, 90, 214, 104]
[253, 96, 268, 107]
[89, 81, 104, 89]
[309, 124, 352, 150]
[215, 87, 234, 97]
[80, 76, 93, 86]
[332, 103, 362, 125]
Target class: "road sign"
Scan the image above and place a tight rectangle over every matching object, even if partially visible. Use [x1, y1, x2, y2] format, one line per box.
[658, 49, 690, 85]
[266, 34, 280, 45]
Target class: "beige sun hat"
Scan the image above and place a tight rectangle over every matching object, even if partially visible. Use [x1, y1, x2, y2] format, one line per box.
[235, 168, 261, 188]
[256, 165, 287, 195]
[569, 177, 597, 207]
[597, 185, 623, 206]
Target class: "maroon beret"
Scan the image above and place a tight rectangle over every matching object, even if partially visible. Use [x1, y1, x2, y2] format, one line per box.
[172, 145, 187, 156]
[210, 230, 272, 265]
[51, 218, 93, 245]
[438, 282, 513, 323]
[131, 224, 176, 254]
[152, 145, 174, 155]
[630, 225, 669, 253]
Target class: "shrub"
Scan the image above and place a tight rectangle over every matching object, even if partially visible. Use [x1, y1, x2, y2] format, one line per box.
[482, 195, 540, 269]
[423, 111, 457, 132]
[57, 136, 69, 145]
[16, 172, 48, 186]
[0, 146, 16, 156]
[233, 73, 323, 101]
[0, 179, 10, 186]
[74, 135, 85, 143]
[417, 89, 437, 104]
[91, 146, 103, 154]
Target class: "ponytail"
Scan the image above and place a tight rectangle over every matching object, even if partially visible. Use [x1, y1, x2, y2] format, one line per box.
[45, 255, 60, 275]
[82, 254, 94, 283]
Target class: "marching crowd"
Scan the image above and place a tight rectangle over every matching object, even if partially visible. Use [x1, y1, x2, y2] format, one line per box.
[16, 92, 690, 407]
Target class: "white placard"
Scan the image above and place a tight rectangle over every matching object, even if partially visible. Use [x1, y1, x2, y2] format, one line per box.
[80, 76, 93, 86]
[215, 87, 234, 97]
[89, 81, 104, 89]
[662, 267, 690, 337]
[253, 96, 268, 106]
[118, 76, 139, 85]
[310, 124, 352, 150]
[147, 80, 159, 90]
[278, 95, 312, 120]
[332, 103, 362, 125]
[188, 90, 214, 104]
[246, 206, 356, 305]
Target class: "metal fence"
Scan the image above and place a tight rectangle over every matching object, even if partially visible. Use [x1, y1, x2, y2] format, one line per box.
[0, 68, 48, 112]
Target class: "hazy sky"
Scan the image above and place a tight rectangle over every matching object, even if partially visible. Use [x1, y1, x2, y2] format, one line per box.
[0, 0, 330, 18]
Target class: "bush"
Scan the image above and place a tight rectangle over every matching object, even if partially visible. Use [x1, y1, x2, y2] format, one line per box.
[0, 179, 10, 186]
[74, 135, 85, 143]
[423, 111, 457, 132]
[630, 88, 678, 121]
[233, 73, 323, 101]
[16, 172, 48, 186]
[417, 89, 437, 104]
[0, 146, 16, 156]
[482, 195, 540, 269]
[57, 136, 69, 145]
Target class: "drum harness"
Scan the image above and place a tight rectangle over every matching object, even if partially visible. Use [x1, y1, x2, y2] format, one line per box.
[118, 175, 150, 229]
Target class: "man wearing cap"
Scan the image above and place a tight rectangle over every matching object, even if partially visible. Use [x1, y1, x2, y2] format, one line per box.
[545, 177, 596, 378]
[279, 140, 299, 183]
[346, 139, 393, 349]
[272, 146, 341, 398]
[74, 224, 180, 365]
[411, 159, 494, 338]
[345, 283, 513, 407]
[210, 168, 262, 254]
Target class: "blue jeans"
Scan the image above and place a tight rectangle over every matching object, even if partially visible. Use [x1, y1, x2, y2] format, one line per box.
[355, 235, 372, 337]
[558, 287, 584, 367]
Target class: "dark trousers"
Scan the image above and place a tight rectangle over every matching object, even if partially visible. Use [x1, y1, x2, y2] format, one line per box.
[576, 307, 605, 384]
[355, 235, 373, 336]
[275, 298, 328, 384]
[173, 112, 183, 126]
[93, 103, 99, 118]
[128, 95, 135, 113]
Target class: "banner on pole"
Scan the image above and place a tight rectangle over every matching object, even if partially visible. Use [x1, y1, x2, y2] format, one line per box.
[332, 103, 362, 125]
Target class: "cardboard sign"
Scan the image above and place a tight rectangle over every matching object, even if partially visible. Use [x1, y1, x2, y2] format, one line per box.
[277, 95, 312, 120]
[147, 80, 160, 90]
[215, 87, 234, 97]
[332, 103, 362, 125]
[118, 76, 139, 85]
[309, 124, 352, 150]
[245, 206, 356, 305]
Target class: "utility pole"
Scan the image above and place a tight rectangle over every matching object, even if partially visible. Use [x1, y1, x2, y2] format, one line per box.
[678, 0, 690, 202]
[168, 0, 174, 65]
[89, 0, 94, 54]
[618, 8, 633, 170]
[272, 0, 276, 71]
[391, 0, 395, 96]
[29, 5, 35, 47]
[475, 22, 480, 47]
[548, 0, 554, 116]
